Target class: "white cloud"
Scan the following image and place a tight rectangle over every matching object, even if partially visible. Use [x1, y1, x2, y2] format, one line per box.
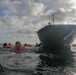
[1, 0, 45, 17]
[0, 0, 76, 44]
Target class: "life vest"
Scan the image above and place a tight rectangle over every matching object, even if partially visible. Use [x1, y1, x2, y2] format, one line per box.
[3, 45, 12, 48]
[14, 46, 25, 51]
[19, 46, 25, 51]
[26, 44, 32, 47]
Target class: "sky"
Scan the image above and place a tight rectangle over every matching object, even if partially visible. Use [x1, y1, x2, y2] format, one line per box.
[0, 0, 76, 44]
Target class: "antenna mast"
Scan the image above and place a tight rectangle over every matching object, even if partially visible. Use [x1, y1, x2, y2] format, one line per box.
[52, 14, 54, 25]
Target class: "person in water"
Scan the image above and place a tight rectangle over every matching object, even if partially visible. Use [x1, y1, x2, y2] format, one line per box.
[13, 41, 25, 52]
[8, 43, 12, 46]
[24, 43, 27, 47]
[3, 43, 12, 48]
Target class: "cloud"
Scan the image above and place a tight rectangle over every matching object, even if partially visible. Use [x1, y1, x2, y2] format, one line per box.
[34, 0, 73, 10]
[0, 0, 45, 17]
[0, 0, 75, 44]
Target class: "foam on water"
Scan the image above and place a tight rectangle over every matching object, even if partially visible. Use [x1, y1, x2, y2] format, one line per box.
[0, 47, 76, 75]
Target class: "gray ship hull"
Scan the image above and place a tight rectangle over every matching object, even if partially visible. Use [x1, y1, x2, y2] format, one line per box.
[37, 25, 76, 47]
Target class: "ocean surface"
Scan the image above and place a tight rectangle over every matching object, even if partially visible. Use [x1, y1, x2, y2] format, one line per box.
[0, 47, 76, 75]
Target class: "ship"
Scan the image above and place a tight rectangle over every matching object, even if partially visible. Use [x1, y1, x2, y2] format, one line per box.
[37, 24, 76, 49]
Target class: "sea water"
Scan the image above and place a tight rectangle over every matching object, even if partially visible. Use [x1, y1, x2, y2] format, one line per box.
[0, 47, 76, 75]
